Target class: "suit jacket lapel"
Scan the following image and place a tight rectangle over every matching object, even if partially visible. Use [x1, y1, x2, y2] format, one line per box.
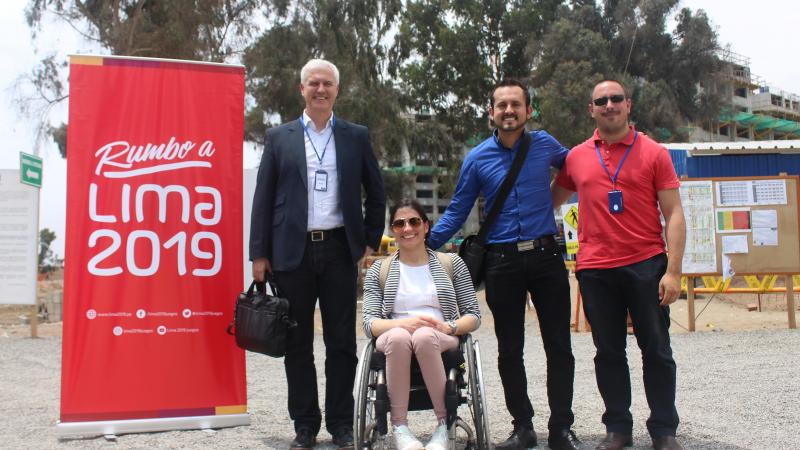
[288, 119, 308, 190]
[334, 119, 349, 185]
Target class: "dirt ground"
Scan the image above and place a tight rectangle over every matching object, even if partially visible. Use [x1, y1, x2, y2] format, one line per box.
[2, 273, 797, 338]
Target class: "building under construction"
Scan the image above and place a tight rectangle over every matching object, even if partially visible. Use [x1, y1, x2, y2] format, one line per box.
[692, 47, 800, 142]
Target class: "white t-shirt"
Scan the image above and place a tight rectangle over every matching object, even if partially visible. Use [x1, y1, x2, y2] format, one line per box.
[392, 262, 444, 321]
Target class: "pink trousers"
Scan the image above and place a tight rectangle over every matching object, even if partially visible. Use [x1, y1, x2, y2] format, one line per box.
[375, 326, 460, 425]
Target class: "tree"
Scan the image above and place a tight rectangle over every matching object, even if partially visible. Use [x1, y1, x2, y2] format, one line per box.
[38, 228, 62, 274]
[23, 0, 264, 157]
[244, 0, 461, 200]
[244, 1, 405, 152]
[533, 0, 721, 144]
[393, 0, 561, 143]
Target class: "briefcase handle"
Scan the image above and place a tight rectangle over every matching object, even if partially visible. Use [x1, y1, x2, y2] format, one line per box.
[246, 277, 281, 304]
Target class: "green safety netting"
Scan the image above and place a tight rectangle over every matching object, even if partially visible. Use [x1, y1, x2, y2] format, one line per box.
[722, 111, 800, 138]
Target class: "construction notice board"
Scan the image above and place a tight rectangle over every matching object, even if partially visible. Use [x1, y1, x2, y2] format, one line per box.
[680, 176, 800, 275]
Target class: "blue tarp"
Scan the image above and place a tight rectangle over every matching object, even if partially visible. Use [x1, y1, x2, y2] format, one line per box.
[686, 154, 800, 177]
[668, 150, 688, 177]
[667, 149, 800, 178]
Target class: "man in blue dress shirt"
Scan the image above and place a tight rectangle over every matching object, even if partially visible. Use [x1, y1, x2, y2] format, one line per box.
[428, 79, 579, 450]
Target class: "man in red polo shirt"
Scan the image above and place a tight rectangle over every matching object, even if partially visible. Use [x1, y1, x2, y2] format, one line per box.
[553, 79, 686, 450]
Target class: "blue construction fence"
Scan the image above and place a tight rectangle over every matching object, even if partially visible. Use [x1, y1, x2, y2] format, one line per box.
[668, 149, 800, 178]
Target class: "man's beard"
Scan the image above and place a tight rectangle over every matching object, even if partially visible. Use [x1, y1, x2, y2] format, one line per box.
[495, 116, 525, 132]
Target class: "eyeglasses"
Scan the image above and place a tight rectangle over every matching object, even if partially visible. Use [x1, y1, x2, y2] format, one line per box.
[391, 217, 424, 230]
[592, 94, 626, 106]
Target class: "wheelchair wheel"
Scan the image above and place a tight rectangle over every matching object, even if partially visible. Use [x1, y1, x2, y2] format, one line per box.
[354, 340, 372, 449]
[464, 335, 491, 450]
[354, 340, 386, 449]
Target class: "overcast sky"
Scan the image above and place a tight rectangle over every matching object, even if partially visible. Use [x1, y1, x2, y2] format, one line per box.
[1, 0, 799, 258]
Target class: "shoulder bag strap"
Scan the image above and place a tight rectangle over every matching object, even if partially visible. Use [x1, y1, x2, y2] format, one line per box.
[476, 131, 532, 244]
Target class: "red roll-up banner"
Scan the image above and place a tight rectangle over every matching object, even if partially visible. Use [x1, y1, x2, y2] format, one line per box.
[59, 55, 247, 436]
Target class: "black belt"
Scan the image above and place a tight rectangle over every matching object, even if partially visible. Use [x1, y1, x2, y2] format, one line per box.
[307, 227, 345, 242]
[486, 235, 556, 252]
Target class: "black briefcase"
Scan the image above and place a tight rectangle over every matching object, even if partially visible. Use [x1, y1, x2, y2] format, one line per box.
[227, 279, 296, 357]
[458, 234, 486, 288]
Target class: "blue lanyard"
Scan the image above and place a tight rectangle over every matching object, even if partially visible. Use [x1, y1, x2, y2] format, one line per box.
[595, 131, 637, 189]
[300, 115, 336, 164]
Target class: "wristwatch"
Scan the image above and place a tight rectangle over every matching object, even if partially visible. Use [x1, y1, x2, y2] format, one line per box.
[446, 320, 458, 336]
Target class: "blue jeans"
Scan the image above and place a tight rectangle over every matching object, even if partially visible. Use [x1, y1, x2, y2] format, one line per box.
[484, 242, 575, 433]
[577, 253, 679, 438]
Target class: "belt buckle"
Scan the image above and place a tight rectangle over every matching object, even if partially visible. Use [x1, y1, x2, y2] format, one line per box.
[517, 240, 535, 252]
[311, 230, 324, 242]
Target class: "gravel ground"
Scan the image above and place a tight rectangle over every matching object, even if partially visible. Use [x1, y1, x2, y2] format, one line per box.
[1, 320, 799, 449]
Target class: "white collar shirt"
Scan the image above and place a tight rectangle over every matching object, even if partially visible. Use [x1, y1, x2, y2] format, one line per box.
[302, 110, 343, 231]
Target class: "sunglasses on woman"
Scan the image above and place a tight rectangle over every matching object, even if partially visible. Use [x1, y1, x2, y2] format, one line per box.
[592, 94, 625, 106]
[391, 217, 424, 230]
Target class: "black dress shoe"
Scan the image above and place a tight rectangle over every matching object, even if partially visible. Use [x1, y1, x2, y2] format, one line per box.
[595, 432, 632, 450]
[332, 426, 354, 450]
[652, 436, 683, 450]
[549, 429, 582, 450]
[290, 428, 316, 450]
[496, 426, 537, 450]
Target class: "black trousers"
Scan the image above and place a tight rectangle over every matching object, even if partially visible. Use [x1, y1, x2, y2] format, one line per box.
[484, 242, 575, 433]
[577, 253, 679, 438]
[273, 229, 358, 435]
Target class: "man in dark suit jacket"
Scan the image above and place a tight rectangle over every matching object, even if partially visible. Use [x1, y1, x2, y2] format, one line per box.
[250, 59, 385, 450]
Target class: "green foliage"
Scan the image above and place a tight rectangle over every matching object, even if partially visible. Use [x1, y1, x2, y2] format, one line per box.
[533, 0, 720, 144]
[393, 1, 561, 143]
[38, 228, 62, 274]
[23, 0, 263, 157]
[49, 122, 68, 158]
[23, 0, 721, 164]
[243, 1, 405, 149]
[538, 60, 603, 147]
[26, 0, 262, 59]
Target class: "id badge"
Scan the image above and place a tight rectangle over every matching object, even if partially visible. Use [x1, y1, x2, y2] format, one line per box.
[608, 190, 623, 214]
[314, 170, 328, 191]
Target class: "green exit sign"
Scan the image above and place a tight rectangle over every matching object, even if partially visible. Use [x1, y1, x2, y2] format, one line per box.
[20, 152, 43, 188]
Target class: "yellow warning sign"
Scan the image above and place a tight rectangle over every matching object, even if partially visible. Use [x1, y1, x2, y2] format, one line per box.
[560, 203, 579, 256]
[564, 205, 578, 229]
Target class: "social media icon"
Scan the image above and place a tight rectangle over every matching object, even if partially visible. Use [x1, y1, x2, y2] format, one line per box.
[157, 325, 167, 335]
[86, 309, 97, 320]
[113, 326, 123, 336]
[136, 309, 146, 319]
[182, 309, 192, 318]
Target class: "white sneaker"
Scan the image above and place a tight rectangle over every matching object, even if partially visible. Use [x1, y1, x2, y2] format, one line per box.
[393, 425, 424, 450]
[425, 423, 449, 450]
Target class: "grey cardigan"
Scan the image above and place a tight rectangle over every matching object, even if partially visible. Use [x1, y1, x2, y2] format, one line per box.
[362, 248, 481, 337]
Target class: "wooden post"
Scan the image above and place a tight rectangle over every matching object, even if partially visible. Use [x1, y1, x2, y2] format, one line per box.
[30, 302, 38, 338]
[687, 276, 696, 332]
[787, 274, 796, 329]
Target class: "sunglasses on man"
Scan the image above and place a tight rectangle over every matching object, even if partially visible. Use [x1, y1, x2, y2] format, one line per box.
[593, 94, 626, 106]
[391, 217, 424, 230]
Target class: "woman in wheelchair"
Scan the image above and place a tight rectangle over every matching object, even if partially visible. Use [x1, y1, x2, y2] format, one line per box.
[362, 199, 481, 450]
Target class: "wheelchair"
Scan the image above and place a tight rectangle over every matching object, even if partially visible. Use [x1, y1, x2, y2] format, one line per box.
[353, 334, 491, 449]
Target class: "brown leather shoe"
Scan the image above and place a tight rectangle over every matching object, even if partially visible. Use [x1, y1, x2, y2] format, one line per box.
[652, 436, 684, 450]
[595, 432, 632, 450]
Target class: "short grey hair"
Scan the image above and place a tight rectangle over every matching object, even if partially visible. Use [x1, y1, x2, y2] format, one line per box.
[300, 59, 340, 85]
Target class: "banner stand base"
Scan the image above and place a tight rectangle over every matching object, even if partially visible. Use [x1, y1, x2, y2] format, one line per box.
[56, 413, 250, 439]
